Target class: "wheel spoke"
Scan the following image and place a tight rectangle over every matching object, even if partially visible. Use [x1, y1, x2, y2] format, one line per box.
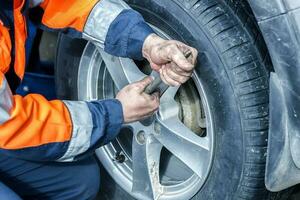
[154, 116, 210, 178]
[161, 86, 179, 102]
[159, 93, 181, 121]
[98, 48, 146, 90]
[132, 136, 163, 200]
[98, 49, 129, 90]
[120, 58, 147, 83]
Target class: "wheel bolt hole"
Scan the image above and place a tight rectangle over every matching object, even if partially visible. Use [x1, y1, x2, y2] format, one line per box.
[136, 131, 146, 145]
[113, 151, 126, 163]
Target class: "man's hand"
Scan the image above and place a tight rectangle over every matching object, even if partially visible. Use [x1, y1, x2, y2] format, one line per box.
[142, 34, 198, 86]
[116, 77, 160, 123]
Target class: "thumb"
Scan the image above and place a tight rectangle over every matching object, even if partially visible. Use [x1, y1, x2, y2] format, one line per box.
[135, 76, 153, 92]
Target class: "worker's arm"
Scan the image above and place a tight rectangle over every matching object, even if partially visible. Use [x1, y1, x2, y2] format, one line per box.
[0, 71, 158, 162]
[30, 0, 155, 60]
[0, 0, 154, 162]
[0, 0, 166, 162]
[0, 21, 156, 162]
[31, 0, 198, 82]
[0, 72, 124, 162]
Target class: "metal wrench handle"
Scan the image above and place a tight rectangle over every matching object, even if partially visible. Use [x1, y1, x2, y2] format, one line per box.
[144, 76, 164, 94]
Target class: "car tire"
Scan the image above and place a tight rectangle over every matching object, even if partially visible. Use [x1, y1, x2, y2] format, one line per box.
[55, 0, 289, 199]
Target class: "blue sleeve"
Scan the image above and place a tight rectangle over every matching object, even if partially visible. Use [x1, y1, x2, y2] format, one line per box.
[73, 99, 124, 161]
[104, 9, 155, 60]
[87, 99, 124, 146]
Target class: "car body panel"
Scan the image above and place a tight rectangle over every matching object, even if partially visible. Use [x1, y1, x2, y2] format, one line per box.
[247, 0, 300, 191]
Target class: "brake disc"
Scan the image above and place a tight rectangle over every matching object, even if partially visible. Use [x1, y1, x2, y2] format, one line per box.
[175, 80, 206, 137]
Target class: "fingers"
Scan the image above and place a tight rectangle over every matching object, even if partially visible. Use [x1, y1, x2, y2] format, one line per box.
[145, 91, 160, 111]
[160, 66, 181, 86]
[160, 63, 191, 86]
[144, 37, 198, 87]
[135, 92, 159, 120]
[169, 62, 192, 77]
[166, 66, 191, 84]
[160, 42, 196, 86]
[176, 41, 198, 65]
[150, 91, 160, 102]
[117, 78, 161, 123]
[169, 44, 195, 72]
[139, 88, 160, 110]
[190, 47, 198, 65]
[133, 76, 154, 93]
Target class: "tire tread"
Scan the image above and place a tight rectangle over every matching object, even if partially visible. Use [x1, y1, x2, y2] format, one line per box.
[184, 0, 271, 199]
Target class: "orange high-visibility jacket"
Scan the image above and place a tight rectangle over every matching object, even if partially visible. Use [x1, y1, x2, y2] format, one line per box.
[0, 0, 153, 161]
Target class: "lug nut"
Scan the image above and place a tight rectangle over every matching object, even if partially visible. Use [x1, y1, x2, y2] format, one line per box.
[114, 151, 126, 163]
[136, 131, 146, 144]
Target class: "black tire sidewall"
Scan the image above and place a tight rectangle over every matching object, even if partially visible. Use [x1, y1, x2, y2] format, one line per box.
[127, 1, 245, 199]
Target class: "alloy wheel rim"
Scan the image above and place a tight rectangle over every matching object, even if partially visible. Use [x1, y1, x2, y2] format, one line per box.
[77, 25, 215, 200]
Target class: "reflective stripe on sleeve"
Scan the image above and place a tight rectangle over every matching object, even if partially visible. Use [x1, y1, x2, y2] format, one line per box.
[82, 0, 130, 47]
[0, 76, 13, 125]
[58, 101, 93, 162]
